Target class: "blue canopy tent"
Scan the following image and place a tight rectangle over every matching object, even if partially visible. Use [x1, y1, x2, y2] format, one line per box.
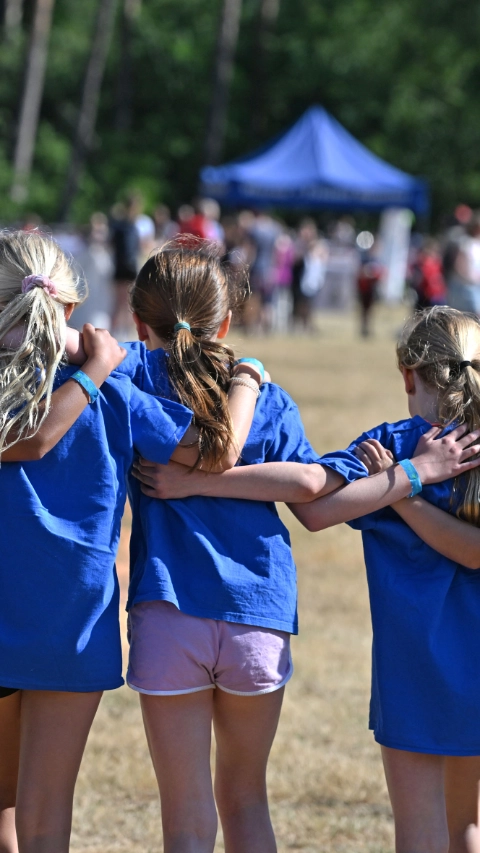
[200, 106, 429, 215]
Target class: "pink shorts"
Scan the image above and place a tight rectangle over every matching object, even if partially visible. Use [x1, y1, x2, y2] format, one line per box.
[127, 600, 293, 696]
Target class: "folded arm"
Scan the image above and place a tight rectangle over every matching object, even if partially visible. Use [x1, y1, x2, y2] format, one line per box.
[132, 457, 345, 502]
[66, 327, 262, 472]
[356, 436, 480, 569]
[1, 326, 126, 461]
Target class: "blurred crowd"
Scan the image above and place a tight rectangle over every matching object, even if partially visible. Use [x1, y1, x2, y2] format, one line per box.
[19, 195, 480, 340]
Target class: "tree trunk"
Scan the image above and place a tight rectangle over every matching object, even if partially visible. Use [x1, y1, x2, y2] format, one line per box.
[58, 0, 119, 221]
[3, 0, 23, 33]
[203, 0, 242, 166]
[251, 0, 279, 143]
[10, 0, 54, 202]
[114, 0, 141, 132]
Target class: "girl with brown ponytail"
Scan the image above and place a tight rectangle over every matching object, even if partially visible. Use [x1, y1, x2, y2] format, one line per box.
[99, 236, 347, 853]
[139, 304, 480, 853]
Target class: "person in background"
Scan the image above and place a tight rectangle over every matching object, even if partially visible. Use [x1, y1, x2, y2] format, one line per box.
[245, 211, 282, 333]
[110, 195, 141, 336]
[448, 211, 480, 315]
[154, 204, 178, 245]
[70, 212, 114, 331]
[292, 220, 328, 333]
[178, 199, 224, 247]
[357, 241, 383, 337]
[411, 239, 447, 310]
[269, 231, 295, 332]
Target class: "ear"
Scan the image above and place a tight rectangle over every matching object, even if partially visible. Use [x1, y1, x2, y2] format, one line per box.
[401, 366, 416, 395]
[64, 303, 75, 322]
[217, 310, 232, 340]
[132, 311, 150, 342]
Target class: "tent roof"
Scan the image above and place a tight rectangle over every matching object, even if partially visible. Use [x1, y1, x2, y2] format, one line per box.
[200, 106, 429, 214]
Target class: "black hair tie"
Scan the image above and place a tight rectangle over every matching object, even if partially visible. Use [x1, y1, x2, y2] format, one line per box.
[460, 360, 473, 370]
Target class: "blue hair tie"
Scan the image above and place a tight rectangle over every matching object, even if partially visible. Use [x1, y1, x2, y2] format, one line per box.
[174, 321, 191, 333]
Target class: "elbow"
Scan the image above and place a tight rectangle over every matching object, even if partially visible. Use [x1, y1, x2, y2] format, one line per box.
[300, 467, 325, 502]
[218, 450, 240, 472]
[290, 505, 325, 533]
[18, 438, 51, 461]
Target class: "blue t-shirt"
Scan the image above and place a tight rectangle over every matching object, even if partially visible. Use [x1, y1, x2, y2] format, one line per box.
[118, 342, 322, 634]
[320, 415, 480, 756]
[0, 366, 192, 692]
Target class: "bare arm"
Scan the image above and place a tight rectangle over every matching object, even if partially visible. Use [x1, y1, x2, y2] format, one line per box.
[288, 424, 480, 531]
[65, 327, 261, 471]
[392, 497, 480, 569]
[1, 326, 126, 461]
[132, 458, 345, 502]
[355, 436, 480, 569]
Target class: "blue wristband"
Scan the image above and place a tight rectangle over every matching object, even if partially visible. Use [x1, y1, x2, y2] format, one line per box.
[71, 370, 99, 404]
[398, 459, 422, 497]
[234, 358, 265, 382]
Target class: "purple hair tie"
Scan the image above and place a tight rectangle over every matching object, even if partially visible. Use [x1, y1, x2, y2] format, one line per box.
[21, 274, 57, 297]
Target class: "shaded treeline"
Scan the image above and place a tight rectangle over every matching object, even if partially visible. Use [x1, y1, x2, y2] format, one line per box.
[0, 0, 479, 222]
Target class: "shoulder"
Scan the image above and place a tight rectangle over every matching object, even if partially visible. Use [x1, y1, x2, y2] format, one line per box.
[116, 342, 171, 396]
[359, 415, 429, 443]
[257, 382, 299, 415]
[356, 415, 433, 463]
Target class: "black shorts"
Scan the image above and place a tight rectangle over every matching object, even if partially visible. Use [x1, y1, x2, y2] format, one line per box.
[0, 686, 18, 698]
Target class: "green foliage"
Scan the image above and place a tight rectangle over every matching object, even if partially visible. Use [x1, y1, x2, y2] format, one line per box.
[1, 0, 480, 223]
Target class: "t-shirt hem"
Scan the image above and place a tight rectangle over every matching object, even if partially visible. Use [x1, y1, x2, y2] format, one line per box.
[373, 731, 480, 757]
[0, 675, 124, 692]
[128, 592, 298, 634]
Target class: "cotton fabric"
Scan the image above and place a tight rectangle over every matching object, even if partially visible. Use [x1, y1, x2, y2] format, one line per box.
[127, 600, 292, 696]
[119, 342, 323, 634]
[0, 366, 191, 692]
[320, 415, 480, 756]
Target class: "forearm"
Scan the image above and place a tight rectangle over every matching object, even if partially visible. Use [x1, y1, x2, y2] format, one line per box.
[392, 497, 480, 569]
[1, 358, 110, 461]
[137, 460, 345, 502]
[201, 462, 342, 501]
[222, 370, 259, 468]
[289, 464, 412, 531]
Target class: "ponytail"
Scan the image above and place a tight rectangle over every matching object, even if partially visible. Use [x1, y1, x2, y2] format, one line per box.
[0, 231, 85, 453]
[131, 238, 249, 470]
[397, 306, 480, 525]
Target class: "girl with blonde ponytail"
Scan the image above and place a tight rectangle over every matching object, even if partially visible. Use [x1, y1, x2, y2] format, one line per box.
[0, 230, 197, 853]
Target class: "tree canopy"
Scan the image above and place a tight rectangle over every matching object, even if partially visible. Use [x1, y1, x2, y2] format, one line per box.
[1, 0, 479, 223]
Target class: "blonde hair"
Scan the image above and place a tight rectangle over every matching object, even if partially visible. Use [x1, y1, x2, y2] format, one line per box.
[0, 230, 86, 453]
[130, 238, 249, 470]
[397, 306, 480, 525]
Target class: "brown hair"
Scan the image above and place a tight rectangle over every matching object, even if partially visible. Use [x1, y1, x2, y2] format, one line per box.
[130, 238, 249, 469]
[397, 306, 480, 525]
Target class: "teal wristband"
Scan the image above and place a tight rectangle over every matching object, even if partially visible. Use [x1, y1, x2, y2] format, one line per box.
[398, 459, 422, 497]
[71, 370, 99, 404]
[234, 358, 265, 382]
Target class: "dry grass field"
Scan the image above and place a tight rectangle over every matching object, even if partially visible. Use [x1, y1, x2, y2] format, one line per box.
[71, 305, 412, 853]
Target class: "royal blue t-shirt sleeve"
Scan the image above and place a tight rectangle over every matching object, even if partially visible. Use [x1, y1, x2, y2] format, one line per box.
[115, 341, 148, 387]
[318, 422, 395, 484]
[319, 422, 396, 530]
[264, 392, 322, 464]
[128, 384, 192, 464]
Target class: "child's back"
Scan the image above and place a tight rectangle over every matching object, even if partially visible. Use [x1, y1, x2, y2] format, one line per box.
[0, 364, 191, 691]
[121, 341, 320, 633]
[321, 413, 480, 755]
